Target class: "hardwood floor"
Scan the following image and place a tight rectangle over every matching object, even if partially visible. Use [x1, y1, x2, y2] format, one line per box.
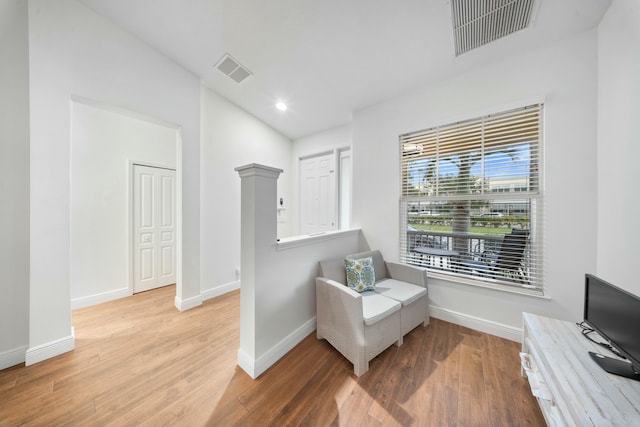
[0, 285, 545, 426]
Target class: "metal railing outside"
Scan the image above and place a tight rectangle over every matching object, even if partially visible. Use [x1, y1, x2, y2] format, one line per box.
[405, 229, 532, 286]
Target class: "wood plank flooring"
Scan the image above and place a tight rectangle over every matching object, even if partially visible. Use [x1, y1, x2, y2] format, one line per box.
[0, 285, 546, 426]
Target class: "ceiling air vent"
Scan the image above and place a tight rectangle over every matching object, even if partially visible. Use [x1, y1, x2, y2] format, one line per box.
[215, 53, 252, 83]
[452, 0, 538, 56]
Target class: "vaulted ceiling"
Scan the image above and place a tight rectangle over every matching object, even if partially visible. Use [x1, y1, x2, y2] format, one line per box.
[79, 0, 611, 139]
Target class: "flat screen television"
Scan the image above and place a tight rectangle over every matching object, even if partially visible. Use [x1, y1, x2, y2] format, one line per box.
[583, 274, 640, 381]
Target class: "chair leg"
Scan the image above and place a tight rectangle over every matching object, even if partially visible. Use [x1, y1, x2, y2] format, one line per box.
[396, 335, 403, 347]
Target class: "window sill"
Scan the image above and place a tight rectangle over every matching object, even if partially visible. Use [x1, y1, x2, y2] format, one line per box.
[426, 270, 552, 300]
[276, 228, 360, 251]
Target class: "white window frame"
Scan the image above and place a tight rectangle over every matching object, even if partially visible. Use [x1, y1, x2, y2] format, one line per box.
[399, 104, 544, 294]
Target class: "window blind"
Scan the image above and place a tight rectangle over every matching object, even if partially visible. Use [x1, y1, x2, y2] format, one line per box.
[400, 104, 544, 293]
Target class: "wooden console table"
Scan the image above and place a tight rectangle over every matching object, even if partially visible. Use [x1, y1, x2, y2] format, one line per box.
[521, 312, 640, 426]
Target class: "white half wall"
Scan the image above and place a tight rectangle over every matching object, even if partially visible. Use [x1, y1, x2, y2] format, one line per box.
[0, 0, 30, 369]
[70, 101, 177, 308]
[200, 88, 292, 298]
[351, 30, 599, 336]
[596, 0, 640, 296]
[27, 0, 201, 363]
[235, 163, 365, 378]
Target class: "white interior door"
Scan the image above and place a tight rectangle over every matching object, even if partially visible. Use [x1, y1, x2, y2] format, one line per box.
[300, 153, 336, 234]
[133, 164, 176, 293]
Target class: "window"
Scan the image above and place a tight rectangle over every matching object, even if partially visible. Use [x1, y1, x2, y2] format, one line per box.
[400, 104, 543, 293]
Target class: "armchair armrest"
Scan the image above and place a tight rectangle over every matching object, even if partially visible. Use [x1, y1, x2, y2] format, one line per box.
[315, 277, 365, 347]
[386, 261, 427, 288]
[315, 277, 364, 323]
[315, 277, 363, 312]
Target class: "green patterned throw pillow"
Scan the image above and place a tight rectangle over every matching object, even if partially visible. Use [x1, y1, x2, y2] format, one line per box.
[344, 256, 376, 292]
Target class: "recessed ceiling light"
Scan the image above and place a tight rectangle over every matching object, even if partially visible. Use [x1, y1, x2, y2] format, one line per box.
[275, 102, 288, 111]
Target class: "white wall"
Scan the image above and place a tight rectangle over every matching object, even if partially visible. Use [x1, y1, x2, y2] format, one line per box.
[291, 124, 352, 234]
[27, 0, 201, 364]
[200, 88, 293, 299]
[596, 0, 640, 296]
[351, 30, 599, 339]
[70, 101, 177, 308]
[0, 0, 30, 369]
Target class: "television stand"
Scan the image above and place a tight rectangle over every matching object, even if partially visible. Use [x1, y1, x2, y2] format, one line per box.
[521, 313, 640, 426]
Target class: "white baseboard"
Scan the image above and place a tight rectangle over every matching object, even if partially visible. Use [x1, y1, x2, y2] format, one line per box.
[237, 348, 255, 379]
[237, 316, 317, 379]
[25, 329, 75, 366]
[429, 305, 522, 342]
[71, 287, 131, 309]
[174, 293, 203, 311]
[201, 280, 240, 302]
[0, 345, 28, 370]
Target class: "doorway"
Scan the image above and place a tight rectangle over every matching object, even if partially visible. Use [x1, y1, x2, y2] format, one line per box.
[70, 100, 179, 309]
[132, 164, 177, 293]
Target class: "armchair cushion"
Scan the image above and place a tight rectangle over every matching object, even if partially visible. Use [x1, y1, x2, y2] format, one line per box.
[361, 292, 401, 326]
[374, 278, 427, 306]
[345, 256, 376, 292]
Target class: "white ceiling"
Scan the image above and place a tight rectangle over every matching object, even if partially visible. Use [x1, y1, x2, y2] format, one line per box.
[79, 0, 611, 140]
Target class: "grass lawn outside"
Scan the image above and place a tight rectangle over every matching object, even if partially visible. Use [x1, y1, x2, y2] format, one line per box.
[409, 223, 514, 236]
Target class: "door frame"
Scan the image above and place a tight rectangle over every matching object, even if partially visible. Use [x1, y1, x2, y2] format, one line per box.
[337, 147, 352, 229]
[128, 161, 180, 296]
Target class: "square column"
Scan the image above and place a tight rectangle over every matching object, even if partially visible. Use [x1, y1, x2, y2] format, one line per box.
[235, 163, 282, 377]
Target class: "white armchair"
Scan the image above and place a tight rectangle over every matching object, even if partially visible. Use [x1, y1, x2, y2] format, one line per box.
[316, 250, 429, 376]
[315, 277, 402, 376]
